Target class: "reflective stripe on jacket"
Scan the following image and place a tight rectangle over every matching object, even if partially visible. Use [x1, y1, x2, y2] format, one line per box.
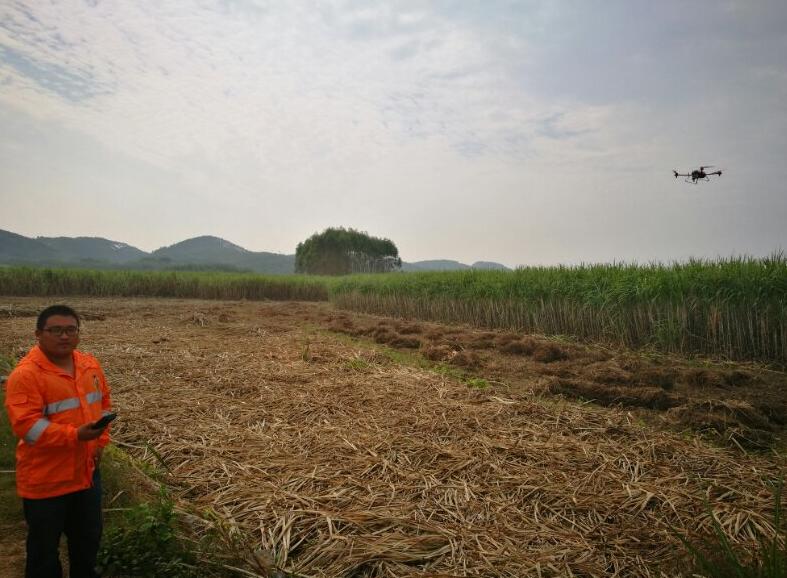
[3, 346, 112, 499]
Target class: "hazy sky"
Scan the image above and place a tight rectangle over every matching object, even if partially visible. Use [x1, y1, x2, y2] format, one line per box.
[1, 1, 785, 267]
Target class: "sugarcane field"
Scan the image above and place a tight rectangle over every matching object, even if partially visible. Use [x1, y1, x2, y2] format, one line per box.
[5, 2, 787, 576]
[1, 296, 784, 577]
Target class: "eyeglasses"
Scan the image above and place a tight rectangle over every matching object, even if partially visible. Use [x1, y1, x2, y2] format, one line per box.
[42, 326, 80, 337]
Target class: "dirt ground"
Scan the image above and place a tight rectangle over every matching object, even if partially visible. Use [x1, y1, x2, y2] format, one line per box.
[0, 521, 25, 578]
[1, 297, 785, 577]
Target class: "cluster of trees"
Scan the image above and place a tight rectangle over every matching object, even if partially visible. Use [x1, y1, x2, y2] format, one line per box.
[295, 228, 401, 275]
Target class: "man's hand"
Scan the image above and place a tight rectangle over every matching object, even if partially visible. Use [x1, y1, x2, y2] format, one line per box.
[77, 423, 105, 441]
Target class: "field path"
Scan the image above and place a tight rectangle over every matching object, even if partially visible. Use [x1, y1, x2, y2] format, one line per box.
[1, 297, 784, 577]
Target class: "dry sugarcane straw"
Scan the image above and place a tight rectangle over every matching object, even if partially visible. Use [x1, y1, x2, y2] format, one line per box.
[2, 297, 784, 577]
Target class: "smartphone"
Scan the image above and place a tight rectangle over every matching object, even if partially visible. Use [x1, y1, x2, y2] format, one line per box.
[92, 412, 117, 430]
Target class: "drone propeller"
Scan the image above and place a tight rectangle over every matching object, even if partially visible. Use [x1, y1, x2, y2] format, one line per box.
[699, 165, 715, 170]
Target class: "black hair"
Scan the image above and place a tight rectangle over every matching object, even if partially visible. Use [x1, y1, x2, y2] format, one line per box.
[36, 305, 81, 331]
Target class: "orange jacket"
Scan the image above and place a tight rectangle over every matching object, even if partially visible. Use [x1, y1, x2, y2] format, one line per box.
[4, 345, 112, 499]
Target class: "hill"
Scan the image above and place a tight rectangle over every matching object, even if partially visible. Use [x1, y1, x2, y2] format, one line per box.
[0, 229, 62, 263]
[152, 235, 249, 263]
[37, 236, 147, 264]
[470, 261, 511, 271]
[0, 229, 295, 274]
[152, 236, 295, 274]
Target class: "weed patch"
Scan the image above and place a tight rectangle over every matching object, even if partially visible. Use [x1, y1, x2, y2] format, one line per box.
[675, 478, 786, 577]
[97, 491, 200, 577]
[0, 359, 23, 527]
[465, 377, 489, 389]
[343, 357, 371, 371]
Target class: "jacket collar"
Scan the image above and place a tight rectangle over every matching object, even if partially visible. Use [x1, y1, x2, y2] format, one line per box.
[23, 345, 92, 376]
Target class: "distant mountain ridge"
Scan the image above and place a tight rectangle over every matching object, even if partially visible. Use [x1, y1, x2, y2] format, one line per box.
[0, 229, 510, 273]
[38, 236, 147, 263]
[401, 259, 510, 272]
[150, 236, 295, 274]
[0, 229, 61, 263]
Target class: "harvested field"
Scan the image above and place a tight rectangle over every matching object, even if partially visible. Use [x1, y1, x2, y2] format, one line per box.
[325, 312, 787, 450]
[1, 297, 785, 577]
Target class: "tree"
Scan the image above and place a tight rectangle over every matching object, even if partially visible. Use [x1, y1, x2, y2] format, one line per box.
[295, 227, 402, 275]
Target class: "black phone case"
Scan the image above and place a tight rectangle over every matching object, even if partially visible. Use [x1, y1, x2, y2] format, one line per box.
[94, 413, 117, 428]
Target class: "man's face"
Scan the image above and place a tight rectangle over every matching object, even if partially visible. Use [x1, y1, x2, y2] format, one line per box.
[36, 314, 80, 359]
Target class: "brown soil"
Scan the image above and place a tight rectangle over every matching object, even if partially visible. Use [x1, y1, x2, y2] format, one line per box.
[1, 297, 784, 578]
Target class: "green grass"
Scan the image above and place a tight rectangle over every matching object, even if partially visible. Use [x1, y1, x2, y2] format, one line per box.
[97, 489, 200, 578]
[465, 377, 490, 389]
[0, 381, 24, 526]
[0, 353, 16, 378]
[343, 358, 371, 371]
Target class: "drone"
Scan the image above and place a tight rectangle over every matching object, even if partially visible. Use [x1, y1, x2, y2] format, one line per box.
[673, 165, 723, 183]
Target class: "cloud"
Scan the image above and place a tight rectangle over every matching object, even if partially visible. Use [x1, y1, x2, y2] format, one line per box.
[1, 1, 785, 266]
[0, 0, 603, 170]
[0, 43, 108, 102]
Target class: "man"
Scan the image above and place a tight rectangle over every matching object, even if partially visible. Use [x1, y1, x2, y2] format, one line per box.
[4, 305, 113, 578]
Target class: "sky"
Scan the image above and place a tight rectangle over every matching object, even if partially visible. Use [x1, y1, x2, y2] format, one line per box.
[1, 0, 785, 268]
